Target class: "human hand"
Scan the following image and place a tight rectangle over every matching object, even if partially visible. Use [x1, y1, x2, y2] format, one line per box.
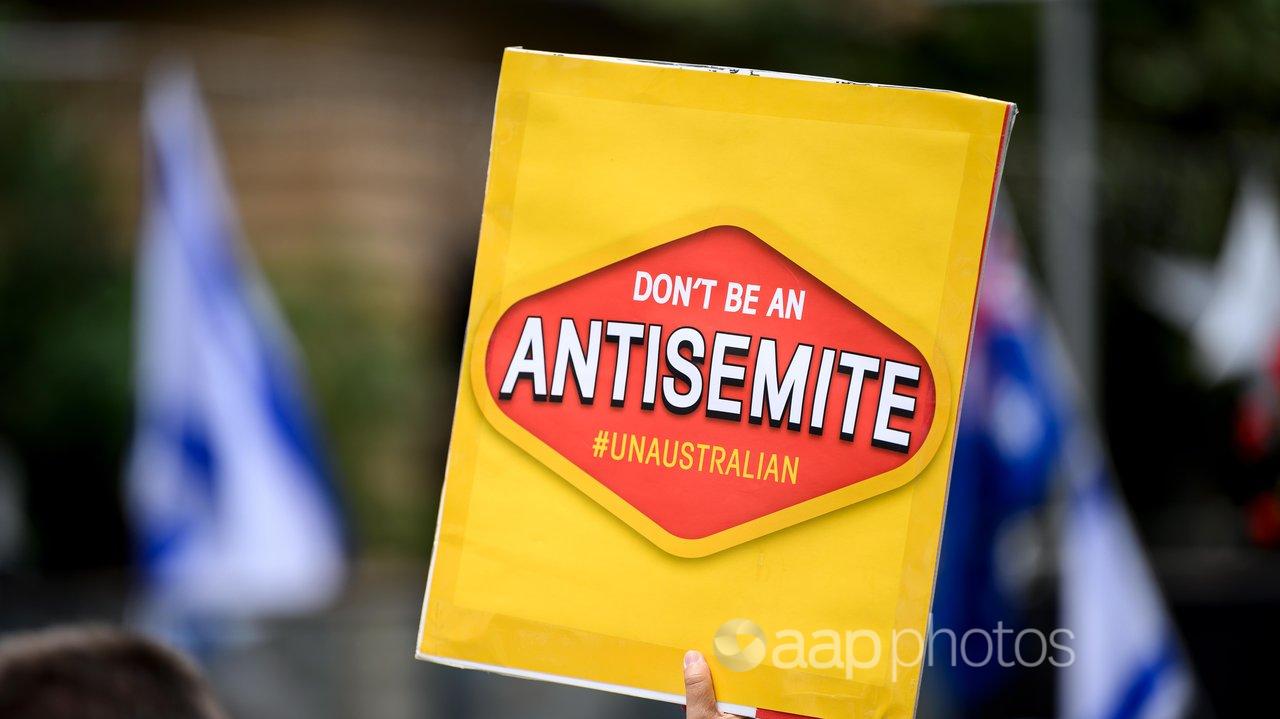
[682, 650, 744, 719]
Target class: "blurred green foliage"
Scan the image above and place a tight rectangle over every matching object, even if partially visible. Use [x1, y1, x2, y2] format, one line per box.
[0, 84, 132, 570]
[264, 246, 444, 555]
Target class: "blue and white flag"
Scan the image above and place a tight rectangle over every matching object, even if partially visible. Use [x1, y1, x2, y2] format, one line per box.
[1060, 448, 1192, 719]
[127, 67, 345, 622]
[1033, 258, 1195, 717]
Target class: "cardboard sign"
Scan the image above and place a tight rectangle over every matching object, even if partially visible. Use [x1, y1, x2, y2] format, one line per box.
[418, 49, 1014, 719]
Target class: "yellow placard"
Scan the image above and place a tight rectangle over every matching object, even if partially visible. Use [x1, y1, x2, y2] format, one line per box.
[418, 48, 1013, 719]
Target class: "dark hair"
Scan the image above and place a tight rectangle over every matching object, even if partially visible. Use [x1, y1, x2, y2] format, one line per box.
[0, 625, 227, 719]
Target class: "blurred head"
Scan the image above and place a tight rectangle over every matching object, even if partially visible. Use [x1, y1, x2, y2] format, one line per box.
[0, 626, 227, 719]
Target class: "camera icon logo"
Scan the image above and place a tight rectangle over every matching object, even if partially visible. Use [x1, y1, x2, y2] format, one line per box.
[712, 618, 767, 672]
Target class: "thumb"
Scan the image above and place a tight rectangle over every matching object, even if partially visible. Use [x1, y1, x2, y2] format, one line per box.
[683, 650, 733, 719]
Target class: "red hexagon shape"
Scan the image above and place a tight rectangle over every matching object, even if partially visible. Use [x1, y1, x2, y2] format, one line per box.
[474, 225, 949, 556]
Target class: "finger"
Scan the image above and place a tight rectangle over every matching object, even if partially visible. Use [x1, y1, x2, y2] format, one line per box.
[683, 650, 730, 719]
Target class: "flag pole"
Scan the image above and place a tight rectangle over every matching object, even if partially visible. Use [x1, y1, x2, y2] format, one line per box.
[1040, 0, 1099, 403]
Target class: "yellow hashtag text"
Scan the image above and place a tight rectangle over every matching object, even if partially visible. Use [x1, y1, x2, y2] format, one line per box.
[591, 430, 799, 485]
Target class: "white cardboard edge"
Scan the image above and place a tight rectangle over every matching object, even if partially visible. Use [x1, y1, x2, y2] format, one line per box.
[413, 45, 512, 665]
[416, 652, 758, 717]
[507, 46, 1002, 102]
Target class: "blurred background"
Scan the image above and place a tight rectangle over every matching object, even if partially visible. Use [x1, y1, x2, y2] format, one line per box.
[1, 1, 1277, 717]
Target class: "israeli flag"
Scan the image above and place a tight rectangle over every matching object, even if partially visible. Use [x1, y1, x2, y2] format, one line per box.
[127, 67, 345, 621]
[1060, 439, 1193, 719]
[1037, 275, 1194, 712]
